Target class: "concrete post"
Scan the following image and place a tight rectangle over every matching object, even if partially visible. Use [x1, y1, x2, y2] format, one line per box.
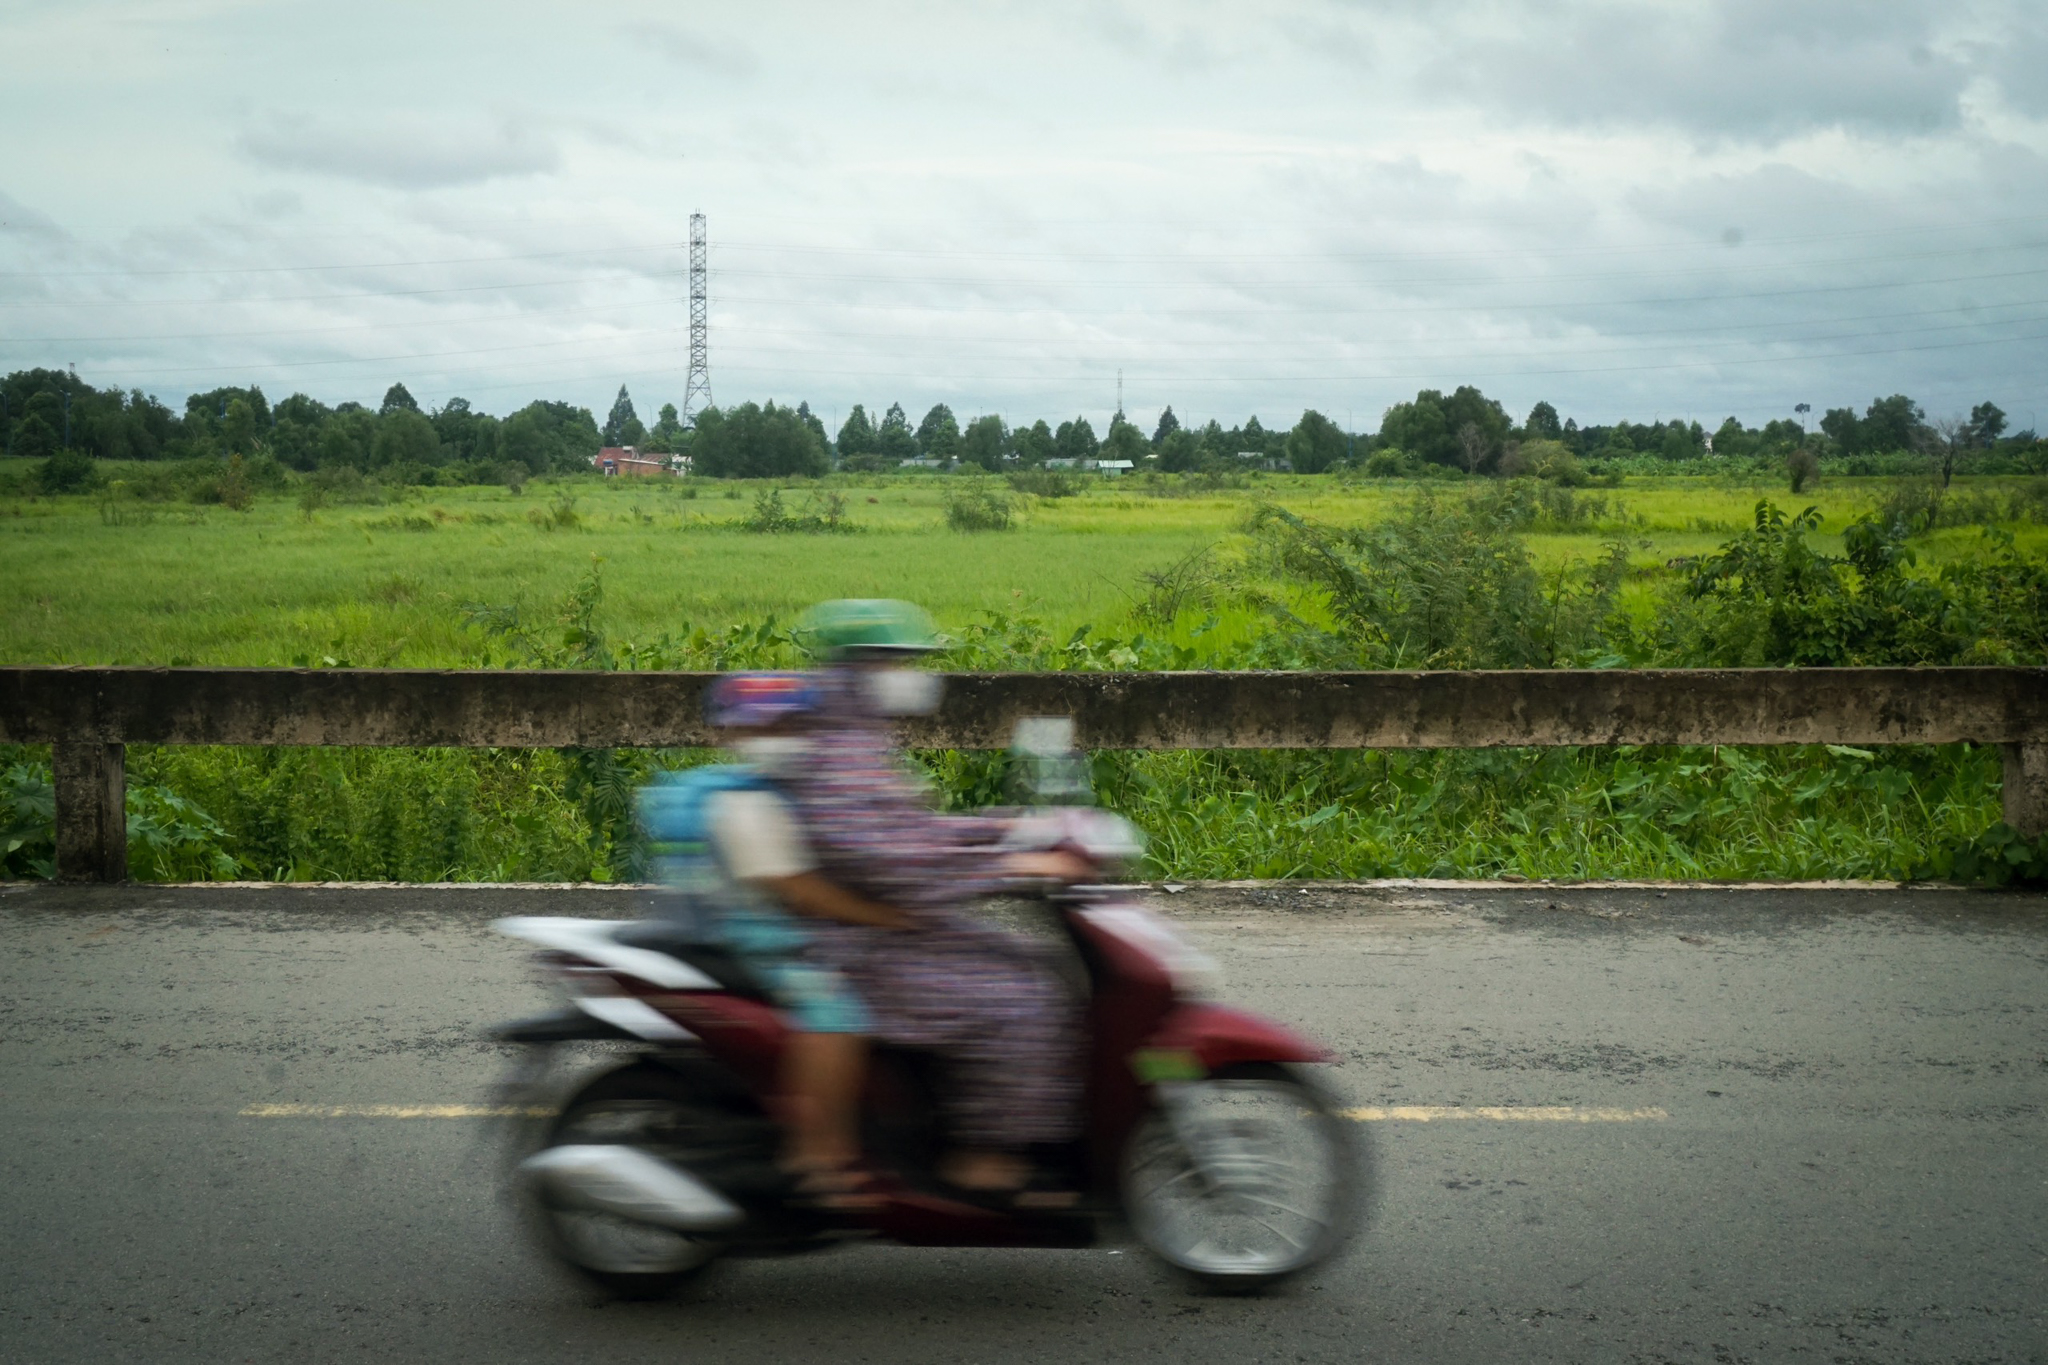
[53, 740, 126, 883]
[2005, 743, 2047, 841]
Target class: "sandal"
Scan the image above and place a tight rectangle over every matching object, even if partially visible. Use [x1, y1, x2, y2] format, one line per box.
[937, 1167, 1081, 1213]
[786, 1162, 886, 1212]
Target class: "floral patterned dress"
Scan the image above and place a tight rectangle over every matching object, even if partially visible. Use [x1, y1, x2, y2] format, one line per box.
[783, 668, 1080, 1149]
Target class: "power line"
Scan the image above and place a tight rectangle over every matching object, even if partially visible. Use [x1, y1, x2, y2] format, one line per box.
[11, 260, 2045, 317]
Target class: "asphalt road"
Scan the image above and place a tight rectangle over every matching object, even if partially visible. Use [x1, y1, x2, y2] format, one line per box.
[2, 881, 2044, 1364]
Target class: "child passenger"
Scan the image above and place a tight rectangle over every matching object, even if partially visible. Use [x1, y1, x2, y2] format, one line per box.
[702, 673, 908, 1209]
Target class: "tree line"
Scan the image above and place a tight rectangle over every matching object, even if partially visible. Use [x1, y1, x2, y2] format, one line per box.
[4, 366, 2038, 486]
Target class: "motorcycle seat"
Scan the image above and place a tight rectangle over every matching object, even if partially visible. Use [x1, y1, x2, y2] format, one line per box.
[612, 920, 774, 1003]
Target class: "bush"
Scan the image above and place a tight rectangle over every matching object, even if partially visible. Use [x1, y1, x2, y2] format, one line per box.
[1787, 447, 1821, 493]
[528, 491, 580, 531]
[1244, 495, 1631, 668]
[1006, 467, 1077, 498]
[740, 487, 855, 533]
[944, 483, 1014, 531]
[36, 448, 99, 494]
[1660, 500, 2048, 667]
[1360, 447, 1411, 477]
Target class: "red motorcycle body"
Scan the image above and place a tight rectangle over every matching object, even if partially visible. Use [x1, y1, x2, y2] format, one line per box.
[499, 895, 1329, 1249]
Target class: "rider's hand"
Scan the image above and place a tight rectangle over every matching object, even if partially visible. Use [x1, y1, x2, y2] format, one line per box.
[1003, 850, 1093, 883]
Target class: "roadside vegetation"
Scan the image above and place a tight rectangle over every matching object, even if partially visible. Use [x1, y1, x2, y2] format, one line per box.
[3, 366, 2045, 885]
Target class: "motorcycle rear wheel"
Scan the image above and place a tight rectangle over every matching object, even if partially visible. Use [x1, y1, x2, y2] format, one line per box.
[529, 1064, 736, 1299]
[1121, 1062, 1366, 1293]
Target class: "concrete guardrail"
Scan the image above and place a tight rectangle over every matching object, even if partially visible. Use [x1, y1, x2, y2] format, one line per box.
[2, 665, 2043, 882]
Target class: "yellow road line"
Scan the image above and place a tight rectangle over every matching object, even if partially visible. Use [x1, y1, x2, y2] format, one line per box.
[240, 1104, 558, 1119]
[1342, 1105, 1668, 1122]
[240, 1102, 1667, 1123]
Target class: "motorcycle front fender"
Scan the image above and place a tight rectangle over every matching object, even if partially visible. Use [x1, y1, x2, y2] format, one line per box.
[1140, 1002, 1335, 1075]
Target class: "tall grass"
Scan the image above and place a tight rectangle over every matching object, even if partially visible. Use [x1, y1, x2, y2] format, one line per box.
[2, 470, 2044, 884]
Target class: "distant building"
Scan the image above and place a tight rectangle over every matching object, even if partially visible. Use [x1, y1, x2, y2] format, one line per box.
[1096, 459, 1135, 476]
[897, 458, 948, 470]
[1237, 450, 1291, 472]
[593, 446, 675, 478]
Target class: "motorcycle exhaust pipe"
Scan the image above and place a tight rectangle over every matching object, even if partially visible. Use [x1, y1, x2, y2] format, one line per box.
[520, 1144, 745, 1232]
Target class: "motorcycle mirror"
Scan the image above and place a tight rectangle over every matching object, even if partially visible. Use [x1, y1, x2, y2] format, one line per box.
[1007, 715, 1093, 806]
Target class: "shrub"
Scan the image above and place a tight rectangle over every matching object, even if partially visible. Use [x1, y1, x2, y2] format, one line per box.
[741, 487, 854, 533]
[1244, 495, 1631, 668]
[1360, 447, 1411, 477]
[36, 448, 99, 494]
[1006, 467, 1077, 498]
[1787, 447, 1820, 493]
[528, 491, 581, 531]
[943, 483, 1014, 531]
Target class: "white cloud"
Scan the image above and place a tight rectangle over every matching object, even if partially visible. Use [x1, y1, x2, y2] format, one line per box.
[237, 113, 562, 190]
[0, 0, 2043, 429]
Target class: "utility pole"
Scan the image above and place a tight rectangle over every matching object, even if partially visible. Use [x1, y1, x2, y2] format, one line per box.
[1116, 369, 1123, 421]
[683, 213, 713, 424]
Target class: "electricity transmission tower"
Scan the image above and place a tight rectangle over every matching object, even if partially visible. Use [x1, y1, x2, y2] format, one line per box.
[683, 212, 712, 422]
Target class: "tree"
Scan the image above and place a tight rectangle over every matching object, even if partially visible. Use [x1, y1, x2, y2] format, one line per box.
[1968, 401, 2007, 448]
[1157, 428, 1201, 472]
[793, 401, 828, 454]
[644, 403, 684, 453]
[498, 412, 546, 473]
[1860, 394, 1925, 454]
[960, 414, 1008, 471]
[1378, 391, 1452, 465]
[1012, 419, 1054, 466]
[687, 401, 829, 478]
[1819, 407, 1861, 451]
[1524, 401, 1562, 440]
[1286, 409, 1348, 473]
[1456, 422, 1489, 474]
[379, 382, 419, 417]
[12, 411, 59, 461]
[915, 403, 961, 463]
[1711, 417, 1751, 458]
[1383, 388, 1510, 471]
[220, 397, 258, 455]
[1658, 422, 1700, 462]
[371, 408, 441, 467]
[875, 402, 919, 464]
[836, 404, 878, 468]
[1921, 414, 1968, 487]
[1152, 405, 1181, 445]
[1053, 416, 1098, 463]
[1101, 415, 1149, 467]
[602, 385, 645, 446]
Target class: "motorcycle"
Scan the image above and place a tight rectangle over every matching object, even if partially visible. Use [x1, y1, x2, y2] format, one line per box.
[487, 810, 1366, 1298]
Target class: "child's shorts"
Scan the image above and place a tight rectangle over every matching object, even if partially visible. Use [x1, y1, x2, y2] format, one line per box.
[748, 954, 872, 1034]
[717, 904, 871, 1034]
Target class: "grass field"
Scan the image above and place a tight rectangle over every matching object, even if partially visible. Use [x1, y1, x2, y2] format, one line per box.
[4, 469, 2039, 667]
[2, 465, 2043, 885]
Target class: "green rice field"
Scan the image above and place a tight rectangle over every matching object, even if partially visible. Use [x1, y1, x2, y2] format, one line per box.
[2, 466, 2043, 886]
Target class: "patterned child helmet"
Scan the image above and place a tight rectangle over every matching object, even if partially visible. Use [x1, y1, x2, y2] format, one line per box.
[705, 672, 821, 729]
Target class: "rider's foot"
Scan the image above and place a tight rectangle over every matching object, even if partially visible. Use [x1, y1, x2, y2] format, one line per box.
[938, 1149, 1079, 1211]
[787, 1161, 885, 1212]
[938, 1148, 1029, 1191]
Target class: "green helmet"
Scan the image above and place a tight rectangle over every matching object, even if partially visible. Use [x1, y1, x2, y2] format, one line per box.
[798, 599, 942, 660]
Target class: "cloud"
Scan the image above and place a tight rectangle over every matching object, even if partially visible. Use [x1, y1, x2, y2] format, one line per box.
[1405, 0, 1975, 141]
[622, 22, 760, 78]
[236, 112, 561, 190]
[0, 188, 66, 240]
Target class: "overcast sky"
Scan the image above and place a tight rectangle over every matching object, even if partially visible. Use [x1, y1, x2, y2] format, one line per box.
[5, 0, 2048, 435]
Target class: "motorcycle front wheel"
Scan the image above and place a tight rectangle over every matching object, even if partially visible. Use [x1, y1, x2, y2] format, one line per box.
[1121, 1062, 1367, 1293]
[528, 1064, 735, 1299]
